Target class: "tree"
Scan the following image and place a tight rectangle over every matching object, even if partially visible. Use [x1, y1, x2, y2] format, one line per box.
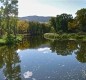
[0, 6, 3, 36]
[68, 19, 78, 32]
[49, 14, 73, 33]
[0, 0, 18, 43]
[49, 17, 57, 32]
[17, 20, 29, 34]
[56, 13, 73, 32]
[76, 8, 86, 32]
[28, 21, 50, 35]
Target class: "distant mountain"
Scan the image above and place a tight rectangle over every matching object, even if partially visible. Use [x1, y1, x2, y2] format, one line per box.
[19, 15, 51, 23]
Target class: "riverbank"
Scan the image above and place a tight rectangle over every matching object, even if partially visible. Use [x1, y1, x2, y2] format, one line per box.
[0, 34, 23, 45]
[44, 33, 86, 41]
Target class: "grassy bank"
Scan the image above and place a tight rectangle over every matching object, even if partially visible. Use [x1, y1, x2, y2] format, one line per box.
[0, 34, 23, 45]
[44, 33, 86, 41]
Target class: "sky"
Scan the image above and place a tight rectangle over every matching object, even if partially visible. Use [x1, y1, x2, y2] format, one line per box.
[3, 0, 86, 17]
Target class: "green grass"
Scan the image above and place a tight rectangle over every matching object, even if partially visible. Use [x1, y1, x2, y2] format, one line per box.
[44, 33, 86, 41]
[0, 39, 6, 45]
[0, 34, 23, 45]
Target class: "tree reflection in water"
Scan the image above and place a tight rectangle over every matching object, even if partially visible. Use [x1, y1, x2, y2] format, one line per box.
[0, 36, 86, 80]
[75, 41, 86, 63]
[17, 36, 49, 49]
[50, 40, 86, 63]
[17, 36, 86, 63]
[0, 36, 48, 80]
[0, 45, 21, 80]
[50, 40, 78, 56]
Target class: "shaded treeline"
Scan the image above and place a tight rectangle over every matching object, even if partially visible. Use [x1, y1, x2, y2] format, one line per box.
[17, 21, 51, 35]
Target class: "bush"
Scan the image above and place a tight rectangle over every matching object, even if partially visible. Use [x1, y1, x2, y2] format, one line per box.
[6, 34, 15, 44]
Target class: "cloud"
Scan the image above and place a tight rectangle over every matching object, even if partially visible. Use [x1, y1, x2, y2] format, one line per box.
[23, 71, 33, 78]
[18, 0, 60, 17]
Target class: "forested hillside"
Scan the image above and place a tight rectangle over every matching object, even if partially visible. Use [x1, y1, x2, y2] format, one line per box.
[19, 15, 51, 22]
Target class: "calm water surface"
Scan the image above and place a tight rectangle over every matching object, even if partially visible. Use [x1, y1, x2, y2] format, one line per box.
[0, 36, 86, 80]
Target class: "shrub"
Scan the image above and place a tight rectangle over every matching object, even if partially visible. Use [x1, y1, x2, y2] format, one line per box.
[6, 34, 15, 44]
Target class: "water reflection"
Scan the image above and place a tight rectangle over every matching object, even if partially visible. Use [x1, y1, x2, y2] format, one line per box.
[17, 36, 86, 63]
[50, 40, 78, 56]
[76, 41, 86, 63]
[37, 47, 51, 54]
[0, 36, 86, 80]
[18, 36, 86, 60]
[50, 40, 86, 63]
[0, 45, 21, 80]
[23, 71, 33, 79]
[17, 36, 48, 49]
[0, 36, 48, 80]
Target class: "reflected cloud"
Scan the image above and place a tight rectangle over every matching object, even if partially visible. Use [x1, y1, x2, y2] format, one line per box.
[78, 44, 80, 48]
[43, 51, 49, 54]
[32, 78, 36, 80]
[23, 71, 33, 78]
[37, 47, 51, 53]
[73, 49, 79, 53]
[16, 49, 21, 53]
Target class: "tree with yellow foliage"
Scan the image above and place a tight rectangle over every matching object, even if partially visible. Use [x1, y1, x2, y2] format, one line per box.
[17, 20, 29, 34]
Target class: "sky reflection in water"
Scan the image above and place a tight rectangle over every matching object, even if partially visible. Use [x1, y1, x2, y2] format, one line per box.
[0, 36, 86, 80]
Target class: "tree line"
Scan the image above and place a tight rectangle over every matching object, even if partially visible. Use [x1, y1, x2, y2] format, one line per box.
[0, 0, 51, 44]
[17, 8, 86, 36]
[17, 21, 51, 35]
[49, 8, 86, 33]
[0, 0, 86, 44]
[17, 8, 86, 35]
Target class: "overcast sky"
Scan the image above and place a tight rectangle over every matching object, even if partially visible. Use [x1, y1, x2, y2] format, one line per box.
[12, 0, 86, 17]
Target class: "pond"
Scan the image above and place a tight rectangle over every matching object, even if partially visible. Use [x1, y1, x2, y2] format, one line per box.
[0, 36, 86, 80]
